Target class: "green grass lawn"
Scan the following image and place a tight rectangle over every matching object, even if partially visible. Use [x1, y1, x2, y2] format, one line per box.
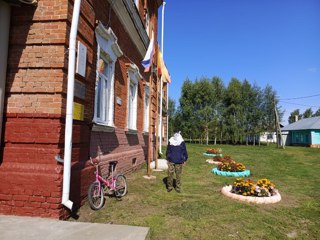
[73, 144, 320, 239]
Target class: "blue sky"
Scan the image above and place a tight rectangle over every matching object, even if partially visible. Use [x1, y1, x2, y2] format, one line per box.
[158, 0, 320, 124]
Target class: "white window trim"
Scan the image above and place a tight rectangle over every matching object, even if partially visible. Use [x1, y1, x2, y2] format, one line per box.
[144, 85, 150, 132]
[93, 23, 123, 126]
[127, 64, 142, 131]
[145, 8, 150, 36]
[134, 0, 139, 9]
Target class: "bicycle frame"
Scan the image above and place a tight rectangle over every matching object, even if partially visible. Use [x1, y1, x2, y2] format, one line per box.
[92, 159, 117, 193]
[88, 156, 127, 210]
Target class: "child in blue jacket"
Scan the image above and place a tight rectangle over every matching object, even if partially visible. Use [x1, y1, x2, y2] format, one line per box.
[166, 129, 188, 193]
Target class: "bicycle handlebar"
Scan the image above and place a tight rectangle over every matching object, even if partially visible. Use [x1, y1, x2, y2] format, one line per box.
[90, 157, 100, 166]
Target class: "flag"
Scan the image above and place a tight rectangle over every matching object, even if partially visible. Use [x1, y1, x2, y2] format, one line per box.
[157, 45, 171, 83]
[141, 35, 155, 72]
[157, 44, 163, 75]
[162, 63, 171, 84]
[157, 49, 162, 75]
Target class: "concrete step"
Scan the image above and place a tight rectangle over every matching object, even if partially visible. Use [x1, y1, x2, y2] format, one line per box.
[0, 215, 150, 240]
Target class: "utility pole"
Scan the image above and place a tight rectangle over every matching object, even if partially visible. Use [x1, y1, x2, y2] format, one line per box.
[274, 98, 285, 149]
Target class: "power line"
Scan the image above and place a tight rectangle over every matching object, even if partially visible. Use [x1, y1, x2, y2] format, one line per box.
[279, 100, 320, 109]
[279, 93, 320, 100]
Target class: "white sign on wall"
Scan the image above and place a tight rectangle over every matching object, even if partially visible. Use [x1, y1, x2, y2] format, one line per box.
[76, 41, 87, 77]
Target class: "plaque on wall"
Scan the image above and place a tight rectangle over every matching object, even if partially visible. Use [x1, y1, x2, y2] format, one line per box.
[76, 41, 87, 77]
[116, 96, 122, 105]
[74, 79, 86, 100]
[73, 102, 84, 121]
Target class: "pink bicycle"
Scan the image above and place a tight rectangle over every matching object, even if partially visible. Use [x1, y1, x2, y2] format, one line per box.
[87, 156, 128, 210]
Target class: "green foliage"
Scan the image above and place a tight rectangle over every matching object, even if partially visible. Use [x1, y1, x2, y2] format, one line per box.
[303, 108, 313, 118]
[167, 97, 176, 137]
[288, 108, 320, 124]
[288, 109, 302, 124]
[313, 108, 320, 117]
[175, 77, 281, 145]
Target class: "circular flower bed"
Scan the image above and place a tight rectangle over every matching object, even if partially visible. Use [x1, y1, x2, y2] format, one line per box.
[212, 167, 251, 177]
[203, 153, 222, 157]
[203, 148, 222, 157]
[211, 156, 250, 177]
[221, 178, 281, 204]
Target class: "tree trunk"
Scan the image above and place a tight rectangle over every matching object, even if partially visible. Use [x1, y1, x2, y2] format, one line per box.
[206, 128, 209, 145]
[214, 126, 217, 145]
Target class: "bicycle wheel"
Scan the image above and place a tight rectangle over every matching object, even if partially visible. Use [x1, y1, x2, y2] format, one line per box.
[87, 182, 105, 210]
[114, 174, 128, 198]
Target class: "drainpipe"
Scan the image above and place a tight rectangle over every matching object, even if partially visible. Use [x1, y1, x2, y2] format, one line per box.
[0, 2, 10, 150]
[61, 0, 82, 211]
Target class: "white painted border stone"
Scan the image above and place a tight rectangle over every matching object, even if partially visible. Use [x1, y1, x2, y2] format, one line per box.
[221, 185, 281, 204]
[205, 159, 221, 165]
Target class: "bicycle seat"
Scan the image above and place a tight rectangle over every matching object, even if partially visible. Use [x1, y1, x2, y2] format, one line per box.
[109, 160, 118, 166]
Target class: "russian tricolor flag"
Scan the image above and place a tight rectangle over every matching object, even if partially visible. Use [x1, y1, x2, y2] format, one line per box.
[141, 35, 155, 72]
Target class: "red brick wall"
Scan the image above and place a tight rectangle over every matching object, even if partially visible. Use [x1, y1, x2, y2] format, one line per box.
[0, 0, 163, 219]
[0, 0, 68, 219]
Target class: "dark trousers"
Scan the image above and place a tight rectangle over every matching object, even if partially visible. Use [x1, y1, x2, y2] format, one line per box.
[167, 162, 183, 190]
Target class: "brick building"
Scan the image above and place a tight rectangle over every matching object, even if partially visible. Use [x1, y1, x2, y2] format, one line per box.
[0, 0, 168, 219]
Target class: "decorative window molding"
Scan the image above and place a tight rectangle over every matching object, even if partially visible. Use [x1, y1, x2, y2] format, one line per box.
[144, 8, 150, 36]
[127, 64, 142, 131]
[93, 23, 123, 127]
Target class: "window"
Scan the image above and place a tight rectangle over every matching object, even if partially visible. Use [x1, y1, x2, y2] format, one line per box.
[128, 82, 137, 129]
[94, 23, 123, 126]
[144, 86, 150, 132]
[127, 64, 142, 130]
[95, 51, 111, 124]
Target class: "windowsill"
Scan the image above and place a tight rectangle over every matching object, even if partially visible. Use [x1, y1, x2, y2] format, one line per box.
[125, 129, 138, 135]
[92, 123, 115, 132]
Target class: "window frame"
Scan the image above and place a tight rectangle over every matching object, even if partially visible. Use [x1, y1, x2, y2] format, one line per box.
[145, 8, 150, 36]
[127, 64, 142, 131]
[93, 23, 123, 126]
[94, 47, 113, 125]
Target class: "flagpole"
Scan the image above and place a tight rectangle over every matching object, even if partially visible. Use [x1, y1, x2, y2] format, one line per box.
[147, 68, 152, 177]
[143, 32, 156, 179]
[159, 1, 166, 154]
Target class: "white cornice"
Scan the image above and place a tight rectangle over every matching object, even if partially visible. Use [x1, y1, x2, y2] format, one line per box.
[110, 0, 149, 57]
[127, 63, 143, 79]
[96, 22, 123, 57]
